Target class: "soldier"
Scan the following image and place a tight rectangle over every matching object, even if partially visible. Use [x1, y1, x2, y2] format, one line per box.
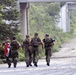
[43, 34, 55, 66]
[4, 37, 11, 68]
[10, 37, 20, 68]
[22, 35, 32, 67]
[31, 33, 42, 67]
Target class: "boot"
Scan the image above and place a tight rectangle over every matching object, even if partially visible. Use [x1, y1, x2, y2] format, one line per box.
[34, 63, 38, 67]
[29, 64, 32, 66]
[13, 58, 17, 68]
[8, 64, 11, 68]
[29, 62, 32, 66]
[26, 62, 29, 67]
[26, 65, 29, 67]
[47, 63, 50, 66]
[14, 63, 17, 68]
[13, 61, 17, 68]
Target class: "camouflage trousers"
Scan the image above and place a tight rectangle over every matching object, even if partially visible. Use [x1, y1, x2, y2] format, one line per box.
[11, 50, 18, 63]
[24, 48, 32, 66]
[45, 47, 52, 63]
[6, 56, 11, 67]
[32, 47, 39, 64]
[6, 50, 18, 67]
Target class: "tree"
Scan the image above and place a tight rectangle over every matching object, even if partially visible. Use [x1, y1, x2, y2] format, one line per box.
[0, 4, 3, 24]
[28, 2, 74, 52]
[0, 0, 19, 41]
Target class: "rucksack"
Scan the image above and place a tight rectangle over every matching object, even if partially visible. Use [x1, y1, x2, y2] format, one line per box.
[32, 38, 40, 47]
[11, 41, 19, 50]
[43, 38, 52, 47]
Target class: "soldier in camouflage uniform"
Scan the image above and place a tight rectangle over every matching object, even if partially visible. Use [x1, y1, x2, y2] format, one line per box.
[22, 35, 32, 67]
[11, 37, 20, 68]
[4, 37, 11, 68]
[31, 33, 41, 67]
[43, 34, 55, 66]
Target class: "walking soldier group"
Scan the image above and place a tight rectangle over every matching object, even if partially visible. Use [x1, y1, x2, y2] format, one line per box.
[0, 33, 55, 68]
[23, 33, 55, 67]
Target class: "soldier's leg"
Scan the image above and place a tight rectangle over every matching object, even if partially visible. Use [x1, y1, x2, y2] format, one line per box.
[46, 50, 50, 66]
[29, 51, 32, 66]
[46, 55, 50, 66]
[33, 50, 35, 64]
[34, 48, 39, 67]
[12, 57, 17, 68]
[45, 49, 49, 63]
[12, 52, 18, 68]
[6, 57, 11, 68]
[35, 50, 39, 63]
[25, 51, 30, 67]
[45, 50, 47, 62]
[46, 49, 51, 66]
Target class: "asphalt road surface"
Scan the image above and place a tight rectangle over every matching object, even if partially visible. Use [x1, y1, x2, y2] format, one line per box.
[0, 57, 76, 75]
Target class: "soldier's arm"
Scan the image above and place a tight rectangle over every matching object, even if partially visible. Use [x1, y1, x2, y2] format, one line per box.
[30, 38, 33, 45]
[22, 41, 25, 49]
[29, 38, 32, 46]
[17, 41, 21, 48]
[18, 41, 21, 46]
[50, 38, 55, 46]
[38, 38, 41, 44]
[41, 41, 44, 49]
[38, 38, 44, 48]
[42, 39, 45, 48]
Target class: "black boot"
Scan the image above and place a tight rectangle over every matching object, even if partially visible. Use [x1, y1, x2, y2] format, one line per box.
[13, 61, 17, 68]
[26, 62, 29, 67]
[34, 63, 38, 67]
[8, 64, 11, 68]
[14, 63, 17, 68]
[13, 58, 17, 68]
[29, 62, 32, 66]
[47, 63, 50, 66]
[7, 58, 11, 68]
[30, 64, 32, 66]
[26, 65, 29, 67]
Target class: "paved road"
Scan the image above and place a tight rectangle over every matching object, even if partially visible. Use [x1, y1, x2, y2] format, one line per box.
[0, 57, 76, 75]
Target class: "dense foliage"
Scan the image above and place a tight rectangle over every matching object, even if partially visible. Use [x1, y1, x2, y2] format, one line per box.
[18, 2, 76, 61]
[0, 0, 19, 41]
[70, 10, 76, 33]
[0, 2, 76, 61]
[28, 3, 75, 52]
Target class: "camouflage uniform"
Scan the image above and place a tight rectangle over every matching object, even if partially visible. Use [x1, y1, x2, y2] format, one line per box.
[23, 38, 32, 67]
[11, 38, 20, 68]
[43, 37, 54, 66]
[4, 38, 11, 68]
[31, 37, 41, 67]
